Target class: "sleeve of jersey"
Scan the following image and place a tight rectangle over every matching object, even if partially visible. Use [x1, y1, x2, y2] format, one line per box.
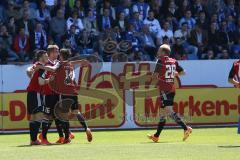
[154, 60, 161, 73]
[176, 62, 184, 73]
[228, 64, 235, 79]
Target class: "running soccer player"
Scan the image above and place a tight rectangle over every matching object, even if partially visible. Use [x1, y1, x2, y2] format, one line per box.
[228, 59, 240, 87]
[26, 50, 49, 145]
[147, 44, 192, 142]
[36, 48, 92, 143]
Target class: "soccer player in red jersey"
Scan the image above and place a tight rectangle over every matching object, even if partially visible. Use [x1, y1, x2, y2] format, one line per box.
[38, 45, 63, 144]
[26, 50, 49, 145]
[147, 44, 192, 142]
[228, 60, 240, 88]
[36, 49, 92, 143]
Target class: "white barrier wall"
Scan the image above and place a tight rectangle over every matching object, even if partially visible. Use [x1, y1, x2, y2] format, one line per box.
[0, 60, 238, 132]
[0, 60, 234, 93]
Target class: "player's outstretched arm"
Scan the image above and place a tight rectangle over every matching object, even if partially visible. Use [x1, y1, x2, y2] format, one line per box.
[70, 59, 89, 66]
[36, 65, 58, 72]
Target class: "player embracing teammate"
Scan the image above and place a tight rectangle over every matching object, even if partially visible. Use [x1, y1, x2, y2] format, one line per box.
[26, 50, 51, 145]
[26, 45, 92, 145]
[147, 44, 192, 142]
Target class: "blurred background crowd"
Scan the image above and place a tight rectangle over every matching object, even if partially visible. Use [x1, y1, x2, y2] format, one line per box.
[0, 0, 240, 63]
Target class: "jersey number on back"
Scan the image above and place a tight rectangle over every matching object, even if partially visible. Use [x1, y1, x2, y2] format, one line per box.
[165, 64, 176, 79]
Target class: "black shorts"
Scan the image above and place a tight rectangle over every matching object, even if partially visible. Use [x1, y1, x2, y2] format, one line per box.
[27, 91, 44, 114]
[160, 91, 175, 108]
[44, 94, 59, 115]
[59, 95, 79, 110]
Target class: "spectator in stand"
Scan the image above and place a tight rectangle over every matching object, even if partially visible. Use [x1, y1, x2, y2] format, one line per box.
[100, 0, 116, 20]
[30, 23, 47, 52]
[157, 21, 174, 46]
[50, 9, 67, 46]
[226, 15, 236, 32]
[98, 8, 114, 31]
[164, 1, 179, 19]
[133, 0, 150, 21]
[174, 22, 198, 59]
[112, 26, 124, 42]
[149, 0, 163, 19]
[172, 37, 187, 60]
[114, 12, 128, 33]
[19, 0, 37, 20]
[216, 48, 231, 59]
[201, 47, 215, 59]
[12, 27, 30, 61]
[225, 0, 238, 18]
[64, 25, 79, 55]
[139, 24, 156, 60]
[78, 29, 94, 55]
[177, 0, 191, 19]
[87, 0, 97, 20]
[83, 9, 98, 35]
[208, 21, 220, 54]
[6, 1, 21, 21]
[179, 10, 196, 31]
[125, 23, 141, 54]
[165, 13, 179, 32]
[36, 0, 51, 26]
[0, 24, 18, 61]
[73, 0, 85, 19]
[143, 10, 161, 37]
[210, 13, 220, 30]
[116, 0, 132, 20]
[130, 11, 144, 32]
[67, 11, 84, 34]
[207, 0, 226, 17]
[16, 10, 35, 36]
[7, 17, 16, 35]
[52, 0, 71, 18]
[191, 0, 207, 18]
[197, 11, 209, 30]
[218, 20, 234, 50]
[189, 23, 208, 58]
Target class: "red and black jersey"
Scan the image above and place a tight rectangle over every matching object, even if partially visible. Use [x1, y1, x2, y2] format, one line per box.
[154, 56, 183, 92]
[42, 59, 59, 95]
[27, 62, 44, 93]
[228, 60, 240, 82]
[49, 61, 78, 96]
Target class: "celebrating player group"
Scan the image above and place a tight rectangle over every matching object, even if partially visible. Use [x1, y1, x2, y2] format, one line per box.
[26, 45, 92, 145]
[26, 43, 239, 145]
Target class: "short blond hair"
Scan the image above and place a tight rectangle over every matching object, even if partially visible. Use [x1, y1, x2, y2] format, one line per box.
[158, 44, 171, 56]
[47, 45, 59, 55]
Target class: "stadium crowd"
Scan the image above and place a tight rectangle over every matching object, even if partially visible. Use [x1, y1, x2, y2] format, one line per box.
[0, 0, 239, 63]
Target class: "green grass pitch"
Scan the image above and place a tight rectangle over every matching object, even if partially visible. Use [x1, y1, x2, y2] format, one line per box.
[0, 128, 239, 160]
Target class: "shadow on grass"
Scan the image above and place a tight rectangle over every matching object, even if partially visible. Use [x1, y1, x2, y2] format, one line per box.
[16, 143, 62, 147]
[218, 145, 240, 148]
[140, 141, 176, 144]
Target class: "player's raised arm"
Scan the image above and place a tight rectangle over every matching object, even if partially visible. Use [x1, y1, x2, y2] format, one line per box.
[228, 63, 240, 88]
